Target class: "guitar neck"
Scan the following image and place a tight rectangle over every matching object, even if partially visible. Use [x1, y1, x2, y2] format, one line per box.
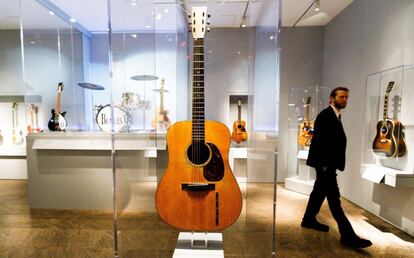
[56, 92, 61, 114]
[305, 104, 309, 121]
[160, 88, 165, 113]
[383, 94, 388, 121]
[237, 104, 241, 122]
[192, 38, 205, 142]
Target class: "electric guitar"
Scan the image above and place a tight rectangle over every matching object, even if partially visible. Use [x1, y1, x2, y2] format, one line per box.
[372, 81, 406, 157]
[12, 103, 24, 145]
[155, 8, 242, 231]
[297, 97, 314, 147]
[231, 99, 248, 143]
[48, 82, 67, 131]
[28, 104, 42, 133]
[151, 78, 171, 132]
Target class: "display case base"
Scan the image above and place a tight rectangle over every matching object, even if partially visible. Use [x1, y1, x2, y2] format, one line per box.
[285, 176, 315, 195]
[173, 232, 224, 258]
[362, 164, 414, 187]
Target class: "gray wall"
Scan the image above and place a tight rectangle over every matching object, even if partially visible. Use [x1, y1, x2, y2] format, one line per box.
[323, 0, 414, 235]
[0, 30, 24, 92]
[278, 26, 325, 181]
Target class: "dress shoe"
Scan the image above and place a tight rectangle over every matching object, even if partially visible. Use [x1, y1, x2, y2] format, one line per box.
[341, 236, 372, 248]
[301, 219, 329, 232]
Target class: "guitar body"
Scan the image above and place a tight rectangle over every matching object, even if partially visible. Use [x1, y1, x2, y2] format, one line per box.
[151, 108, 171, 131]
[155, 120, 242, 231]
[298, 120, 314, 146]
[48, 109, 67, 131]
[372, 119, 406, 157]
[231, 121, 248, 143]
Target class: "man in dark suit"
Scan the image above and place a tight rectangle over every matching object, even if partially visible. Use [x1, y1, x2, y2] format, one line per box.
[301, 87, 372, 249]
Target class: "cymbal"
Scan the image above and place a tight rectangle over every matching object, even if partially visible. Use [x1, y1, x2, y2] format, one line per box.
[130, 75, 159, 81]
[153, 88, 169, 93]
[78, 82, 105, 90]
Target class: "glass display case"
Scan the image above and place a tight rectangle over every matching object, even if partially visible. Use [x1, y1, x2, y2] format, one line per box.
[285, 85, 330, 194]
[361, 65, 414, 187]
[0, 0, 280, 256]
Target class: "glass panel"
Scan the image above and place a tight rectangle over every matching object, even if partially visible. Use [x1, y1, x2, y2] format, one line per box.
[20, 0, 113, 256]
[113, 0, 280, 257]
[361, 65, 414, 183]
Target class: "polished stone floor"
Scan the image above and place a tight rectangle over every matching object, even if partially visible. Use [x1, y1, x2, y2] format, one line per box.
[0, 180, 414, 257]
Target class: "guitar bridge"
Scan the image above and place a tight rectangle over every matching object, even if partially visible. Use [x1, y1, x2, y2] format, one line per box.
[181, 183, 215, 192]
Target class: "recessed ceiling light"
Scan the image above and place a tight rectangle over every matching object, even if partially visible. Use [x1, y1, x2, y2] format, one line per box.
[49, 11, 55, 16]
[30, 41, 35, 44]
[131, 2, 137, 6]
[131, 34, 137, 38]
[70, 18, 76, 23]
[156, 13, 162, 20]
[269, 35, 274, 40]
[164, 9, 169, 14]
[144, 25, 151, 29]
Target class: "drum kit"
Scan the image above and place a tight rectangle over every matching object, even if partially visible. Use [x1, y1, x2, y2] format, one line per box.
[78, 74, 167, 132]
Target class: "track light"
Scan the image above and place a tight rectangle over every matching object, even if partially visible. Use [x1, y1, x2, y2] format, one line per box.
[314, 0, 320, 12]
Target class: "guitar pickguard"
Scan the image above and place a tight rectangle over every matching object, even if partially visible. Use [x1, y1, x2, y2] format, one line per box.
[204, 143, 225, 181]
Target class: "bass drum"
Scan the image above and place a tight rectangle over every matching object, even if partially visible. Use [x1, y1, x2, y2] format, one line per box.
[95, 104, 132, 133]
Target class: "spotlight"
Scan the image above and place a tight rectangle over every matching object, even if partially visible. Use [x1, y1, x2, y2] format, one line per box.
[314, 0, 320, 12]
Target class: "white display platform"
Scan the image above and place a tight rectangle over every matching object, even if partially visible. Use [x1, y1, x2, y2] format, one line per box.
[285, 150, 315, 195]
[173, 232, 224, 258]
[362, 164, 414, 187]
[26, 132, 166, 209]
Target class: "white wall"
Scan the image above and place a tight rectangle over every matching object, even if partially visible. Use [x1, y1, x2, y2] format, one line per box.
[323, 0, 414, 235]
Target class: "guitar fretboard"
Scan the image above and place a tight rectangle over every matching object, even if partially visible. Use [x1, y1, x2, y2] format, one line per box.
[383, 94, 388, 121]
[192, 38, 205, 142]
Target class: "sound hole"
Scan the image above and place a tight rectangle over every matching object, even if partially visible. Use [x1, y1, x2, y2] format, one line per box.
[186, 141, 211, 166]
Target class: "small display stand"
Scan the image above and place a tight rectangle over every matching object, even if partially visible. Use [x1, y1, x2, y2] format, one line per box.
[173, 232, 224, 258]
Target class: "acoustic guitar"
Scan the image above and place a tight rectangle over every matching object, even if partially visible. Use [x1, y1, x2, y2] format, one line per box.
[297, 97, 314, 147]
[155, 7, 242, 231]
[231, 99, 248, 143]
[372, 81, 406, 158]
[151, 78, 171, 132]
[48, 82, 67, 131]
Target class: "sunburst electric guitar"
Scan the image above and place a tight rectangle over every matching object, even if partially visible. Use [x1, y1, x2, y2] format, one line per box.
[231, 99, 248, 144]
[372, 81, 406, 157]
[155, 7, 242, 231]
[297, 97, 314, 147]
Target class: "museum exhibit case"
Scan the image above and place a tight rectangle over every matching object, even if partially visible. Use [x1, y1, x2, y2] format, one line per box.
[0, 0, 281, 257]
[361, 65, 414, 187]
[284, 86, 329, 195]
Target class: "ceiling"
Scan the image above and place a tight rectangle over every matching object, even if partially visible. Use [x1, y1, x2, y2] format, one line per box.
[0, 0, 354, 31]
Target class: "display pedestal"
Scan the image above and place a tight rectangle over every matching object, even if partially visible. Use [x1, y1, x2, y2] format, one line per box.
[26, 132, 166, 210]
[285, 150, 315, 195]
[173, 232, 224, 258]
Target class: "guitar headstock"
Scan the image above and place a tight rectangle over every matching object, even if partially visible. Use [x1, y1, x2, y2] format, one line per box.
[385, 81, 395, 95]
[57, 82, 64, 92]
[188, 7, 210, 39]
[306, 96, 311, 105]
[160, 78, 165, 88]
[12, 102, 17, 109]
[237, 99, 242, 107]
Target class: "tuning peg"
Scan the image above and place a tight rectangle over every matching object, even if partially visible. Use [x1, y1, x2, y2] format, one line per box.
[188, 14, 191, 18]
[207, 14, 211, 18]
[188, 28, 191, 32]
[207, 21, 210, 25]
[207, 27, 211, 32]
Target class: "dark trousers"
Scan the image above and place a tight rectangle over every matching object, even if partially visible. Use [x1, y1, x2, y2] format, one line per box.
[303, 167, 356, 238]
